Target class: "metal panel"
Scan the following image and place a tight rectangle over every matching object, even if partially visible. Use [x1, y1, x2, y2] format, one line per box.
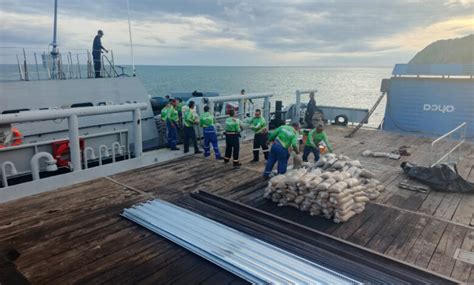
[393, 64, 474, 77]
[123, 199, 360, 285]
[382, 77, 474, 139]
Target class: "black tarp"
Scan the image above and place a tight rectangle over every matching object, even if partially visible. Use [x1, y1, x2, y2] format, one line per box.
[401, 162, 474, 193]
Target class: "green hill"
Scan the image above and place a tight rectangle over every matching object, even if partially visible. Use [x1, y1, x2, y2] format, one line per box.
[409, 34, 474, 64]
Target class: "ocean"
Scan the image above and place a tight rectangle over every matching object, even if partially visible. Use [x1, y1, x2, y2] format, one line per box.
[137, 66, 392, 126]
[1, 64, 392, 126]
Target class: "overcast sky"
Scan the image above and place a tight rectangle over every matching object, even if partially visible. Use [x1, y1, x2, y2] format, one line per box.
[1, 0, 473, 66]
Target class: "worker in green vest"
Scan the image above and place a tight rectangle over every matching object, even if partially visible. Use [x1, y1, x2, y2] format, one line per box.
[166, 100, 179, 150]
[303, 124, 333, 162]
[183, 101, 202, 154]
[160, 99, 172, 121]
[248, 109, 269, 162]
[224, 109, 243, 167]
[263, 122, 300, 178]
[200, 105, 222, 159]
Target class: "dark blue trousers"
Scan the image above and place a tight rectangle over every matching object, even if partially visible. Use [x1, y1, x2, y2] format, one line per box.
[264, 141, 290, 177]
[302, 145, 320, 162]
[166, 120, 178, 149]
[203, 126, 221, 158]
[183, 126, 199, 153]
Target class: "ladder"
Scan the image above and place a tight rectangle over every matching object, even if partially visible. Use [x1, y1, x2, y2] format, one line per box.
[346, 92, 386, 138]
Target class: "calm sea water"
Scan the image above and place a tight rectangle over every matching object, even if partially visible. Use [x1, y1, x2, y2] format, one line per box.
[0, 65, 392, 125]
[136, 66, 392, 126]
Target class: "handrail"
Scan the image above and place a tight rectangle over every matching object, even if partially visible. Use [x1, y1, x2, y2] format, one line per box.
[430, 122, 467, 167]
[205, 93, 273, 121]
[0, 103, 147, 124]
[0, 104, 146, 172]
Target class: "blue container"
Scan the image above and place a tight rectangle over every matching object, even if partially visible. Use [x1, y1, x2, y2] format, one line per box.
[382, 64, 474, 140]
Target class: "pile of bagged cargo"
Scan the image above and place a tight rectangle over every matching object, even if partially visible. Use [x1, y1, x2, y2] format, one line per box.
[264, 153, 385, 223]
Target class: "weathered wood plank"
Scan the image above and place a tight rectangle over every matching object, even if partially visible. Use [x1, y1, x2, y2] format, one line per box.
[427, 224, 467, 277]
[384, 215, 429, 260]
[404, 219, 448, 268]
[365, 211, 413, 253]
[450, 230, 474, 283]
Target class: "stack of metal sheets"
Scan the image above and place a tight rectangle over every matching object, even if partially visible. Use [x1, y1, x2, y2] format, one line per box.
[122, 199, 360, 284]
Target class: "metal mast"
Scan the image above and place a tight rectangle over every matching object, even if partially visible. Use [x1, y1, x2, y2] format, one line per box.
[126, 0, 136, 77]
[50, 0, 59, 79]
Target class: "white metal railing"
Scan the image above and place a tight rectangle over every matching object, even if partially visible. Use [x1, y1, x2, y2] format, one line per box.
[430, 122, 467, 167]
[204, 92, 273, 122]
[0, 104, 146, 173]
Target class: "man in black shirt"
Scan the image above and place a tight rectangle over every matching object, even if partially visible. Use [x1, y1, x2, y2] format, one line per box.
[92, 30, 108, 78]
[304, 92, 317, 128]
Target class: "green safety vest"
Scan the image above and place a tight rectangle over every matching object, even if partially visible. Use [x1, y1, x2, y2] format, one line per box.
[269, 125, 298, 149]
[225, 117, 242, 132]
[200, 112, 215, 128]
[167, 106, 178, 122]
[305, 129, 333, 152]
[184, 108, 198, 127]
[248, 116, 267, 134]
[160, 105, 170, 120]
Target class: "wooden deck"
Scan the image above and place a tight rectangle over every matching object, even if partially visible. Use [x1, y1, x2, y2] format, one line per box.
[1, 126, 473, 284]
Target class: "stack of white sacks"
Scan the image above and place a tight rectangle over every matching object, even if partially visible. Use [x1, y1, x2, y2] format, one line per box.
[264, 153, 385, 223]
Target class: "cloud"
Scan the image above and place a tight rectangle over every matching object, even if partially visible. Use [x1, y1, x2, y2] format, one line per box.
[0, 0, 473, 65]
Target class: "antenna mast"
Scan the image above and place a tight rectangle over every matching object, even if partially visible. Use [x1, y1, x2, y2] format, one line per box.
[51, 0, 59, 79]
[126, 0, 136, 77]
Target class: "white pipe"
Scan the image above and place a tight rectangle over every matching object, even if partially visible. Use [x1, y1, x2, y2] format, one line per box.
[99, 145, 110, 166]
[133, 108, 143, 157]
[111, 142, 123, 163]
[30, 152, 57, 181]
[83, 147, 96, 169]
[68, 114, 81, 172]
[295, 90, 301, 123]
[1, 161, 17, 187]
[206, 93, 273, 103]
[0, 103, 147, 124]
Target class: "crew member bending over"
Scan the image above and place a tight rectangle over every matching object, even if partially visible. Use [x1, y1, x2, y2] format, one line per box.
[303, 124, 333, 162]
[200, 106, 222, 159]
[263, 122, 300, 178]
[224, 109, 243, 167]
[248, 109, 269, 162]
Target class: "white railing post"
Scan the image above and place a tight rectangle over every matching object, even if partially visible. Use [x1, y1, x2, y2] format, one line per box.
[263, 97, 270, 123]
[68, 114, 82, 171]
[295, 90, 301, 123]
[133, 108, 143, 157]
[239, 99, 245, 120]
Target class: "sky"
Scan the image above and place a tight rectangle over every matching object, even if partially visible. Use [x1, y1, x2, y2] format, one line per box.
[0, 0, 473, 66]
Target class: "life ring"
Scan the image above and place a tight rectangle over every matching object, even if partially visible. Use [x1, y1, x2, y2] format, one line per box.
[11, 128, 22, 146]
[53, 142, 71, 168]
[334, 114, 348, 126]
[0, 128, 22, 148]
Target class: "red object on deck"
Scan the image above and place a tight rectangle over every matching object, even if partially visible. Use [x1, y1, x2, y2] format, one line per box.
[52, 139, 85, 168]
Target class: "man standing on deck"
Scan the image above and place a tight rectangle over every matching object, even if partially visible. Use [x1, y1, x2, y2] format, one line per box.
[303, 124, 333, 162]
[183, 101, 202, 154]
[304, 92, 317, 128]
[263, 122, 300, 179]
[166, 100, 180, 150]
[92, 30, 108, 78]
[200, 105, 222, 159]
[241, 89, 253, 117]
[248, 109, 269, 163]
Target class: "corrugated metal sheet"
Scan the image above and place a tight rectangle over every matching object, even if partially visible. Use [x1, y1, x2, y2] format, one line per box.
[382, 77, 474, 138]
[122, 199, 361, 285]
